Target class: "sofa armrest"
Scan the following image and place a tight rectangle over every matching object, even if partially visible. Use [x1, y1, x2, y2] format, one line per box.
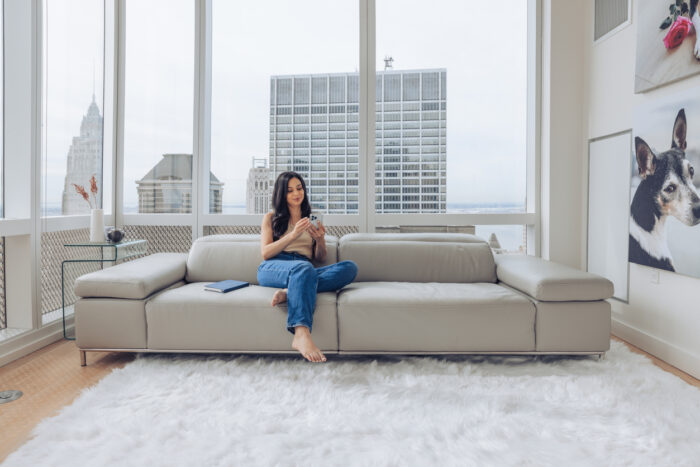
[495, 255, 613, 301]
[74, 253, 188, 300]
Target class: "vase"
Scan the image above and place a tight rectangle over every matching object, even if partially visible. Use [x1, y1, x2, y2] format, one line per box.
[90, 209, 104, 242]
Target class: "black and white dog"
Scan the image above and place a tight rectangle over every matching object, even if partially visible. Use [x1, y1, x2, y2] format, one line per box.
[629, 109, 700, 272]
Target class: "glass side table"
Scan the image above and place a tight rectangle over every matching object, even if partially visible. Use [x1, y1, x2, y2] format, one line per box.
[62, 240, 148, 340]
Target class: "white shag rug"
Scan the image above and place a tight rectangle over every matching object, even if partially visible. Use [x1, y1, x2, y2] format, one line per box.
[4, 341, 700, 467]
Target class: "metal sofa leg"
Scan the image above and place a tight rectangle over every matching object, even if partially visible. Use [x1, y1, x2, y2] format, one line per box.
[598, 352, 606, 361]
[80, 350, 87, 367]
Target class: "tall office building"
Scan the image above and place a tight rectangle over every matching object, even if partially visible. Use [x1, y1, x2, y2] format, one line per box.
[269, 68, 446, 214]
[136, 153, 224, 213]
[61, 95, 103, 214]
[246, 157, 273, 214]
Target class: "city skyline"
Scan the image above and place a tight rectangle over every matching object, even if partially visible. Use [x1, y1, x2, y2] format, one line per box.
[45, 0, 527, 211]
[50, 80, 524, 218]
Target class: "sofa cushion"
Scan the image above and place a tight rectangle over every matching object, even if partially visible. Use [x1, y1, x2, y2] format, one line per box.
[337, 282, 535, 352]
[338, 234, 496, 283]
[534, 300, 611, 352]
[74, 253, 187, 300]
[75, 281, 185, 349]
[76, 298, 148, 349]
[186, 234, 338, 284]
[145, 283, 338, 351]
[340, 233, 488, 244]
[495, 255, 614, 301]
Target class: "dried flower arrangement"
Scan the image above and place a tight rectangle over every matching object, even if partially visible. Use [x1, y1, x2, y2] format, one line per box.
[72, 174, 99, 209]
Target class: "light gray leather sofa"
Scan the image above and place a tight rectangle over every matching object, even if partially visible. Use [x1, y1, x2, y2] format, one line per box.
[73, 233, 614, 366]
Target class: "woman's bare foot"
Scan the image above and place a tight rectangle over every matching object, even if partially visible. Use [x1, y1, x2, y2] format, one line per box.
[271, 289, 287, 306]
[291, 326, 327, 362]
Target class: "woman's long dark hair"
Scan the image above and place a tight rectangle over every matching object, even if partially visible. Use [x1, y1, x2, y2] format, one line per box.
[271, 171, 312, 240]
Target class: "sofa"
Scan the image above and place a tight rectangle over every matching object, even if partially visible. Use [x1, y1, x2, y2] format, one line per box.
[73, 233, 614, 366]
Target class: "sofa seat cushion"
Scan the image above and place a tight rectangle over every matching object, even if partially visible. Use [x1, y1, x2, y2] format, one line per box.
[74, 253, 187, 300]
[145, 283, 338, 351]
[337, 282, 535, 352]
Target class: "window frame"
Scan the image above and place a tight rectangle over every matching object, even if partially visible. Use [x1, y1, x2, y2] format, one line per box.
[0, 0, 539, 361]
[112, 0, 539, 251]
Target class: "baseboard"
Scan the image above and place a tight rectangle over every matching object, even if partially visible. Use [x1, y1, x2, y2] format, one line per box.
[612, 318, 700, 379]
[0, 319, 73, 368]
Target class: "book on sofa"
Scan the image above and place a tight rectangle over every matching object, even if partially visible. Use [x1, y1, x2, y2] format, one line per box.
[204, 279, 249, 293]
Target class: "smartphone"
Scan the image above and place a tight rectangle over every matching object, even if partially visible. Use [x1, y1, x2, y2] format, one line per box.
[310, 212, 323, 228]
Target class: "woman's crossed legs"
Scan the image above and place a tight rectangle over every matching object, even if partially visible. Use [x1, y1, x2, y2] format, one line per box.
[257, 258, 358, 362]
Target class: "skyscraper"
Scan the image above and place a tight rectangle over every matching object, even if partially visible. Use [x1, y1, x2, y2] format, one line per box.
[246, 158, 273, 214]
[61, 95, 103, 214]
[269, 68, 446, 214]
[136, 154, 224, 213]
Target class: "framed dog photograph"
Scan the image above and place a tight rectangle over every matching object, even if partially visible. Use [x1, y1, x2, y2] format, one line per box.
[634, 0, 700, 93]
[630, 93, 700, 277]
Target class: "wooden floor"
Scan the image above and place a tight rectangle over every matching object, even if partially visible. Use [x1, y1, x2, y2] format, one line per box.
[1, 336, 698, 462]
[0, 342, 136, 462]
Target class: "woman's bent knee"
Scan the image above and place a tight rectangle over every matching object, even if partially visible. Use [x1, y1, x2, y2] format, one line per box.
[343, 260, 358, 281]
[292, 261, 315, 275]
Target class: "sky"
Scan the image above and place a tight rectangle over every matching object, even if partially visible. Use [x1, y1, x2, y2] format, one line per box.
[44, 0, 528, 212]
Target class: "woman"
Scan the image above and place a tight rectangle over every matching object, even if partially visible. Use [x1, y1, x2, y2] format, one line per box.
[257, 171, 358, 363]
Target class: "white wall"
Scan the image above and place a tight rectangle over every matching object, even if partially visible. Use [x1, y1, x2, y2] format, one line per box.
[585, 1, 700, 378]
[541, 0, 586, 268]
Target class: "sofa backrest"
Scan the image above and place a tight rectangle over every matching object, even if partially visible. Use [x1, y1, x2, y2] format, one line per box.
[338, 233, 497, 283]
[186, 234, 338, 284]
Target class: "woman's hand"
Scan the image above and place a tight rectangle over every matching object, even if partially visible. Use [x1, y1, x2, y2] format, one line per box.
[308, 221, 326, 242]
[310, 221, 327, 261]
[291, 217, 312, 239]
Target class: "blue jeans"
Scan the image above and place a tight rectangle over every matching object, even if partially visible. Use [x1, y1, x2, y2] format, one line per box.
[257, 252, 358, 334]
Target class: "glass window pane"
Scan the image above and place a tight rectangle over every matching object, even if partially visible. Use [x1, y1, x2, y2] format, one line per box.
[475, 225, 527, 254]
[0, 9, 3, 218]
[383, 74, 400, 102]
[123, 0, 194, 214]
[329, 76, 346, 104]
[211, 0, 358, 214]
[402, 73, 419, 101]
[43, 0, 104, 216]
[376, 0, 527, 214]
[294, 77, 310, 105]
[312, 77, 328, 105]
[40, 0, 105, 332]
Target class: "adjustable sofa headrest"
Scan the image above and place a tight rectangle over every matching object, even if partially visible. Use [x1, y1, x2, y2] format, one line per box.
[186, 234, 338, 283]
[338, 233, 497, 283]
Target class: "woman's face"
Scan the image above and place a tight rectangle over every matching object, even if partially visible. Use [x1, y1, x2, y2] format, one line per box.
[286, 177, 304, 208]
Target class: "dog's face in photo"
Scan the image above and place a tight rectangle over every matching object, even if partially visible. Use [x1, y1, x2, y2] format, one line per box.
[635, 109, 700, 227]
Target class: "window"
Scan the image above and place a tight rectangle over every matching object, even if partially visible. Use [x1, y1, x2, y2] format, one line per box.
[376, 0, 527, 214]
[0, 4, 2, 220]
[210, 0, 358, 214]
[0, 6, 3, 331]
[42, 0, 105, 216]
[40, 0, 106, 331]
[123, 0, 194, 214]
[475, 225, 527, 254]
